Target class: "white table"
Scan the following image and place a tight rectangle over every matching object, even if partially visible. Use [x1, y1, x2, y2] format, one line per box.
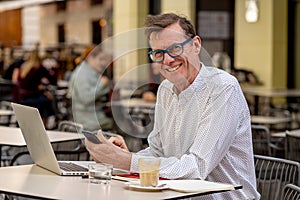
[0, 126, 84, 166]
[0, 164, 241, 200]
[251, 115, 291, 125]
[0, 126, 84, 147]
[0, 109, 14, 116]
[110, 98, 156, 110]
[243, 88, 300, 98]
[242, 87, 300, 115]
[272, 129, 300, 138]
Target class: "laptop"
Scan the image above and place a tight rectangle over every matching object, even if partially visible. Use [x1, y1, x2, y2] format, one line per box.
[11, 102, 90, 176]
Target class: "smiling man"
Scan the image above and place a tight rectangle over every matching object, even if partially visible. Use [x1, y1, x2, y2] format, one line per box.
[146, 20, 200, 93]
[86, 13, 260, 199]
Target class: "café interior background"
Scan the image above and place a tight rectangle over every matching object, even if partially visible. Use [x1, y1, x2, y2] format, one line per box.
[0, 0, 299, 91]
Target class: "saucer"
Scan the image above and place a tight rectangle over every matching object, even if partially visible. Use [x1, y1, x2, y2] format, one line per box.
[125, 181, 169, 191]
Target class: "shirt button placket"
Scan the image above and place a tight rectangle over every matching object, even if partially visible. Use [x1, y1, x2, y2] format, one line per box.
[175, 104, 182, 156]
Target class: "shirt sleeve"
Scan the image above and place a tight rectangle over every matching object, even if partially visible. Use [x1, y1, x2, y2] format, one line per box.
[130, 81, 247, 180]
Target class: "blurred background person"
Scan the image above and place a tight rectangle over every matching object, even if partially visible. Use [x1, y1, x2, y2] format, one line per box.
[65, 47, 94, 82]
[12, 50, 57, 126]
[141, 63, 163, 102]
[68, 46, 114, 131]
[3, 54, 25, 81]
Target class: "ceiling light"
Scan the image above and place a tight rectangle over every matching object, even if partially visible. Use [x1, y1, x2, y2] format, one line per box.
[245, 0, 259, 23]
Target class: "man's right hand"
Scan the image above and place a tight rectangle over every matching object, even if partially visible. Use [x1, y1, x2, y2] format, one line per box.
[109, 136, 129, 151]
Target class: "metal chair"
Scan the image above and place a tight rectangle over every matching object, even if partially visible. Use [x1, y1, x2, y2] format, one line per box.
[251, 125, 272, 156]
[281, 184, 300, 200]
[254, 154, 300, 200]
[110, 103, 149, 152]
[0, 100, 17, 126]
[52, 120, 88, 161]
[0, 101, 20, 166]
[57, 120, 83, 133]
[262, 108, 291, 131]
[9, 151, 32, 166]
[285, 132, 300, 162]
[252, 124, 286, 157]
[287, 102, 300, 130]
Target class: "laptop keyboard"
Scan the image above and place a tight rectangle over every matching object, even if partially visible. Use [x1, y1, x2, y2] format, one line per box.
[58, 162, 88, 172]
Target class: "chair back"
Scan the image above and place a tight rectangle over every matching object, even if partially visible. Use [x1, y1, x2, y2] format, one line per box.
[9, 151, 33, 166]
[286, 132, 300, 162]
[254, 154, 300, 200]
[281, 184, 300, 200]
[57, 120, 83, 133]
[251, 125, 271, 156]
[0, 101, 17, 126]
[53, 120, 88, 161]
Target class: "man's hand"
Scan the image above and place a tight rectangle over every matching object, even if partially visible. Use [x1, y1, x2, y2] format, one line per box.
[85, 130, 132, 170]
[109, 136, 129, 151]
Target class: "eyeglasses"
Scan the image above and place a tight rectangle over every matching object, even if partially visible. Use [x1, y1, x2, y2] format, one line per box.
[148, 37, 193, 63]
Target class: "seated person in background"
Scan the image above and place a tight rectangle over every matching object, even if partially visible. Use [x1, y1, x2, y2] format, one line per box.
[68, 46, 114, 131]
[3, 55, 25, 80]
[85, 13, 260, 199]
[12, 50, 57, 126]
[137, 64, 162, 102]
[142, 63, 164, 102]
[141, 85, 158, 102]
[132, 82, 159, 102]
[64, 47, 93, 82]
[42, 50, 60, 80]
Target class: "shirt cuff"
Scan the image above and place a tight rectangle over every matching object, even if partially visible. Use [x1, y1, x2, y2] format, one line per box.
[130, 153, 139, 173]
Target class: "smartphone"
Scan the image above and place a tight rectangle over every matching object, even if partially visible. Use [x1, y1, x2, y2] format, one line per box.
[82, 130, 101, 144]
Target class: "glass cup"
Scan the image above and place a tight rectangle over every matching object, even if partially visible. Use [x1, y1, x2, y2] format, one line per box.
[88, 163, 113, 184]
[138, 157, 161, 187]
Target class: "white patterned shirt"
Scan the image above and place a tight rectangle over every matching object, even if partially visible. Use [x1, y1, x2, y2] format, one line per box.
[130, 65, 260, 199]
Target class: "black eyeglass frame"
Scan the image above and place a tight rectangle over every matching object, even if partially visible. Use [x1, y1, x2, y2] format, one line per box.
[148, 37, 193, 63]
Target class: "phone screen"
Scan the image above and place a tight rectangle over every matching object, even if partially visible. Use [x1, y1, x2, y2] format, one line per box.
[82, 130, 101, 144]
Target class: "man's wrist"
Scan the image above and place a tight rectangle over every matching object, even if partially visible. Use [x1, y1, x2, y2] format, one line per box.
[116, 151, 132, 171]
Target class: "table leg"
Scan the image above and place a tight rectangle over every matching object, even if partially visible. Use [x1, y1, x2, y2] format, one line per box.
[0, 145, 2, 167]
[254, 95, 259, 115]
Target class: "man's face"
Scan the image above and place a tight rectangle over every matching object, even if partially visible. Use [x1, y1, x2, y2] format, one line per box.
[149, 23, 201, 88]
